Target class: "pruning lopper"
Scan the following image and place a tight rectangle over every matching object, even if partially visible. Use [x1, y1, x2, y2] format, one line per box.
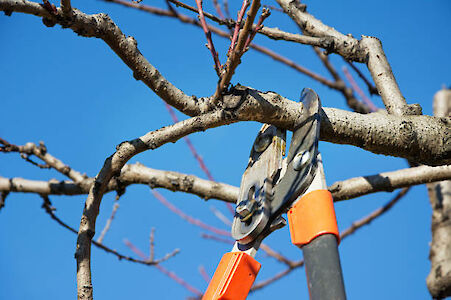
[203, 89, 346, 300]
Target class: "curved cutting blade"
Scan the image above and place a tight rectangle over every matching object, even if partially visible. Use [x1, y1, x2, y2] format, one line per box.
[269, 88, 321, 221]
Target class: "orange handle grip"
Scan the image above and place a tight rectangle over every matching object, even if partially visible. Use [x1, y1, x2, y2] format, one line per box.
[288, 189, 340, 247]
[202, 252, 261, 300]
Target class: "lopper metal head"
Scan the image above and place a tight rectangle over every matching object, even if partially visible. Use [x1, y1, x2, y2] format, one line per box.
[231, 88, 322, 245]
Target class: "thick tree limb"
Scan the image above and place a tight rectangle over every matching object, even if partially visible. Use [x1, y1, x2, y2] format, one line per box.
[331, 164, 451, 201]
[2, 164, 450, 203]
[0, 163, 238, 201]
[427, 88, 451, 299]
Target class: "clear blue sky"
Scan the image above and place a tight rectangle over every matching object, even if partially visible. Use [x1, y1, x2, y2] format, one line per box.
[0, 0, 450, 299]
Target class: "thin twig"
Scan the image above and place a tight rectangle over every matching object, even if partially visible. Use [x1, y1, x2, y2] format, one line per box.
[228, 0, 249, 55]
[0, 191, 8, 212]
[152, 189, 231, 236]
[195, 0, 222, 76]
[123, 237, 180, 264]
[340, 187, 410, 238]
[222, 0, 230, 19]
[149, 227, 155, 262]
[104, 0, 336, 92]
[40, 195, 178, 266]
[156, 265, 203, 296]
[259, 243, 296, 267]
[124, 240, 202, 296]
[244, 8, 271, 50]
[209, 206, 232, 226]
[345, 60, 378, 95]
[96, 193, 121, 244]
[164, 104, 215, 181]
[312, 47, 371, 114]
[342, 66, 378, 112]
[201, 232, 234, 244]
[164, 103, 242, 215]
[213, 0, 262, 102]
[0, 138, 85, 183]
[211, 0, 225, 19]
[198, 265, 211, 283]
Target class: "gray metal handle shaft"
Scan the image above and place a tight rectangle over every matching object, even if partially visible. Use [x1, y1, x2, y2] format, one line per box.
[302, 234, 347, 300]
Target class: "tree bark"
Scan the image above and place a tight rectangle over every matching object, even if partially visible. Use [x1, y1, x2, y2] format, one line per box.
[427, 88, 451, 299]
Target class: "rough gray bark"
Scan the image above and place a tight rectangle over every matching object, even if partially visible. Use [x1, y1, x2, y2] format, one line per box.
[427, 89, 451, 299]
[2, 164, 450, 204]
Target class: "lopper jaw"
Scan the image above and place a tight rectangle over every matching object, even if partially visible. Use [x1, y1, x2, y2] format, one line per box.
[231, 88, 322, 249]
[202, 89, 345, 300]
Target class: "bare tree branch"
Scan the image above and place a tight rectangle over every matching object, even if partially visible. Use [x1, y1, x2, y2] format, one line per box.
[212, 0, 261, 102]
[96, 193, 121, 244]
[342, 66, 378, 112]
[60, 0, 71, 15]
[2, 163, 450, 203]
[103, 0, 345, 91]
[427, 88, 451, 299]
[41, 195, 179, 266]
[344, 60, 378, 95]
[312, 47, 371, 113]
[340, 187, 410, 238]
[124, 239, 202, 296]
[276, 0, 421, 116]
[0, 138, 86, 183]
[331, 164, 451, 201]
[195, 0, 222, 76]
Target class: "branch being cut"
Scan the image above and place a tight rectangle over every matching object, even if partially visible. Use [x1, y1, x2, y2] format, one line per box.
[3, 163, 450, 205]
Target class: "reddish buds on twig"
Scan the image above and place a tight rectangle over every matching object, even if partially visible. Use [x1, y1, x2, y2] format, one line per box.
[42, 0, 57, 15]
